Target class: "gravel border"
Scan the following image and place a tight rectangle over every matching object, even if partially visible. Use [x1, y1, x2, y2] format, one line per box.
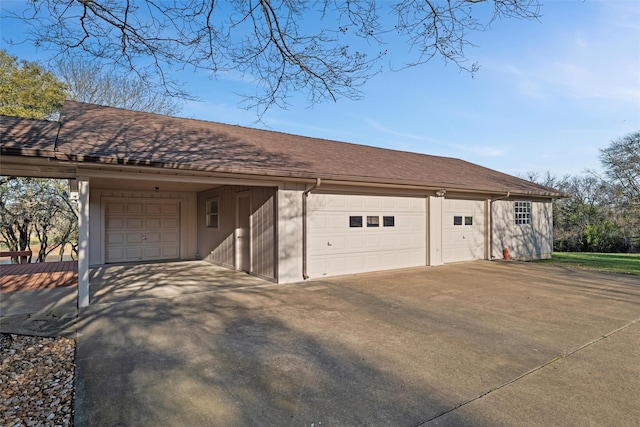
[1, 333, 75, 426]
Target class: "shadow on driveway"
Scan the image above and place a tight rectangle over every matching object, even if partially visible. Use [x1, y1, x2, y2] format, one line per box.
[74, 261, 640, 426]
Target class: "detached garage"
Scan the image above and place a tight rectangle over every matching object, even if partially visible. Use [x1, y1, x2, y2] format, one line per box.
[1, 101, 568, 307]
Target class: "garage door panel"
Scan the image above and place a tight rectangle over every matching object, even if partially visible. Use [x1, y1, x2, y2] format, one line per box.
[382, 235, 396, 246]
[106, 232, 125, 245]
[348, 235, 366, 249]
[125, 247, 143, 259]
[127, 233, 143, 244]
[127, 203, 144, 213]
[308, 194, 426, 278]
[365, 198, 381, 208]
[106, 248, 124, 261]
[145, 218, 162, 228]
[145, 203, 162, 214]
[145, 232, 162, 244]
[127, 218, 144, 229]
[107, 217, 125, 229]
[107, 202, 125, 214]
[347, 197, 364, 209]
[105, 199, 180, 263]
[309, 248, 425, 277]
[144, 247, 161, 258]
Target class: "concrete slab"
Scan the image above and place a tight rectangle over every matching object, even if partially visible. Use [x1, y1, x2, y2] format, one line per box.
[0, 286, 77, 317]
[426, 320, 640, 426]
[73, 261, 640, 426]
[0, 287, 78, 337]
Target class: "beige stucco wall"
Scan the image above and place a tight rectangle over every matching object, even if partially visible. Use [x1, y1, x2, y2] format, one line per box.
[196, 185, 277, 281]
[491, 199, 553, 260]
[88, 188, 197, 265]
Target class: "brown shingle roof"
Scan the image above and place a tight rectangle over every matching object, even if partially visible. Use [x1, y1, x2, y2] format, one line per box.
[2, 100, 565, 197]
[0, 115, 59, 157]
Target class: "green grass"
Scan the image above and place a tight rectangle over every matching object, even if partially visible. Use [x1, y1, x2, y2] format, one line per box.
[541, 252, 640, 276]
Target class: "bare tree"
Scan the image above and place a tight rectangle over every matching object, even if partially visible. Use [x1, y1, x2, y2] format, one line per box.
[7, 0, 541, 114]
[0, 177, 77, 263]
[600, 131, 640, 205]
[56, 57, 181, 115]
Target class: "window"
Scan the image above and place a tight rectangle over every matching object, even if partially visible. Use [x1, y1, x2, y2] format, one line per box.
[206, 198, 219, 228]
[383, 216, 395, 227]
[350, 216, 363, 227]
[465, 216, 473, 226]
[515, 201, 532, 225]
[367, 216, 380, 227]
[453, 216, 463, 225]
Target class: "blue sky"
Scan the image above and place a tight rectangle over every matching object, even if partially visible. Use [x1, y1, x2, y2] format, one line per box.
[2, 0, 639, 178]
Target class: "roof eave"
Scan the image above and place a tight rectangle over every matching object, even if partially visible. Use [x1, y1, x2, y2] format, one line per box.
[59, 153, 564, 198]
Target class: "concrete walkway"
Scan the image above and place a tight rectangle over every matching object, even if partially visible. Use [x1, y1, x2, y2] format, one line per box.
[71, 260, 640, 426]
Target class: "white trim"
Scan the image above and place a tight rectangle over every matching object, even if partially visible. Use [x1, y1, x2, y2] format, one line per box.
[78, 167, 283, 187]
[77, 177, 90, 308]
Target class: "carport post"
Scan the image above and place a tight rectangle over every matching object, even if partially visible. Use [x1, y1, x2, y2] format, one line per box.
[77, 177, 90, 308]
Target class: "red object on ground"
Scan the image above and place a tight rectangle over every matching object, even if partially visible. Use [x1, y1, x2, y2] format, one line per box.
[503, 247, 509, 260]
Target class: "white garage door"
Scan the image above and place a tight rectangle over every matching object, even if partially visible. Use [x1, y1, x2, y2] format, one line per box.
[105, 199, 180, 263]
[308, 194, 426, 278]
[442, 199, 485, 263]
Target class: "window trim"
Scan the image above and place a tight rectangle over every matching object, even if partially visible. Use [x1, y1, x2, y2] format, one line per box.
[514, 201, 532, 225]
[206, 197, 219, 228]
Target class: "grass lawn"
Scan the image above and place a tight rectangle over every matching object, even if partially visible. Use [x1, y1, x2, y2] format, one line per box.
[541, 252, 640, 276]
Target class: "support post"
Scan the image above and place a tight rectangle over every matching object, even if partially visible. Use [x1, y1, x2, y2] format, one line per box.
[77, 177, 90, 308]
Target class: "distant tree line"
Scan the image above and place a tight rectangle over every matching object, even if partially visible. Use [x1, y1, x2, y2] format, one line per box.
[525, 131, 640, 253]
[0, 177, 78, 263]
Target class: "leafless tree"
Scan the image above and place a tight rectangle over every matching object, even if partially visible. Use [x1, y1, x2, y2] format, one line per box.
[600, 131, 640, 205]
[0, 177, 77, 263]
[56, 57, 181, 115]
[8, 0, 541, 114]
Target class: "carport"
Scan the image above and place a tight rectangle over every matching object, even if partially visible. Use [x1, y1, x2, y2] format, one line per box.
[87, 260, 275, 305]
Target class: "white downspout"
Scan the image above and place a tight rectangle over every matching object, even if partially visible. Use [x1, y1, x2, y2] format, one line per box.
[489, 191, 510, 260]
[302, 178, 321, 280]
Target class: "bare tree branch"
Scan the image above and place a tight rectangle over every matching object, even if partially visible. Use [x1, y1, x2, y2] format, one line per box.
[7, 0, 542, 113]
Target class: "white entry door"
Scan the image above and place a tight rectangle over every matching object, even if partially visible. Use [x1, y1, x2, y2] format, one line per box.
[236, 194, 251, 272]
[442, 199, 485, 263]
[105, 199, 180, 263]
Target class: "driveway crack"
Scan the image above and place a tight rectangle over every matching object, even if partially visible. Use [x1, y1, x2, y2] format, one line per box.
[413, 317, 640, 427]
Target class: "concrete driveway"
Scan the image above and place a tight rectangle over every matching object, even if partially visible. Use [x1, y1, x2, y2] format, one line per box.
[74, 261, 640, 426]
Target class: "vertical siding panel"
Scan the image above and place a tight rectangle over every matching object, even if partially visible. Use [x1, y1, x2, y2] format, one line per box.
[197, 185, 276, 279]
[249, 187, 275, 280]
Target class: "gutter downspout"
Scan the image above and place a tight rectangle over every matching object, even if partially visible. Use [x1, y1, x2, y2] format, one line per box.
[302, 178, 321, 280]
[489, 191, 510, 260]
